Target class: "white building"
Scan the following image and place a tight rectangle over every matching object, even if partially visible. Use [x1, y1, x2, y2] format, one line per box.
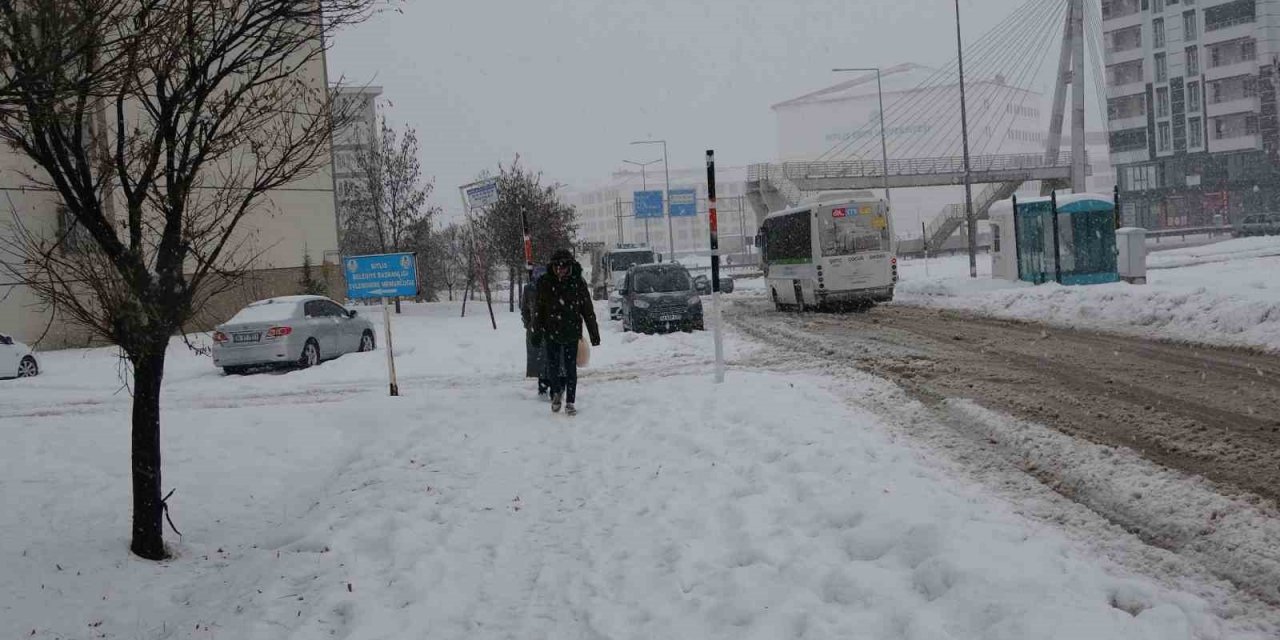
[1104, 0, 1280, 228]
[568, 165, 757, 263]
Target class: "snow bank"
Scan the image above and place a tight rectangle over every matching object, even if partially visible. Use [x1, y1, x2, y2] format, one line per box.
[0, 301, 1267, 638]
[896, 237, 1280, 352]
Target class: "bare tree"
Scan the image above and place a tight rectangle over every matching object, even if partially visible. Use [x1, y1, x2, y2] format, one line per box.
[344, 117, 438, 312]
[431, 223, 467, 301]
[0, 0, 379, 560]
[479, 158, 578, 312]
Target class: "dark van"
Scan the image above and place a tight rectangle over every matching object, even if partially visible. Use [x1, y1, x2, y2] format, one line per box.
[619, 263, 704, 333]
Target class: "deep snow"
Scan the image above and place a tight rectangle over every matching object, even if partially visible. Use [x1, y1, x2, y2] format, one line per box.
[893, 236, 1280, 352]
[1, 301, 1275, 638]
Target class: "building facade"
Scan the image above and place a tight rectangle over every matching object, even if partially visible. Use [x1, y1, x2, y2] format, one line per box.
[331, 85, 383, 251]
[1104, 0, 1280, 228]
[568, 165, 757, 263]
[0, 53, 344, 347]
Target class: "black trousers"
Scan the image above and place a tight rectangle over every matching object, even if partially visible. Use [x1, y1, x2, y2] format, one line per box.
[544, 341, 578, 403]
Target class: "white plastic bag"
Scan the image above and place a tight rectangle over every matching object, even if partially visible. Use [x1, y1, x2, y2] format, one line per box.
[577, 336, 591, 368]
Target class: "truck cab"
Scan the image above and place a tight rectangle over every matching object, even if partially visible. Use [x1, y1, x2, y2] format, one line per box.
[595, 245, 659, 320]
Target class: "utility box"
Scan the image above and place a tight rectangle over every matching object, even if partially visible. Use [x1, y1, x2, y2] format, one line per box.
[1116, 227, 1147, 284]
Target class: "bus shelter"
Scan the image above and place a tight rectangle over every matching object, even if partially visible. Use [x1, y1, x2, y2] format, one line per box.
[990, 193, 1119, 286]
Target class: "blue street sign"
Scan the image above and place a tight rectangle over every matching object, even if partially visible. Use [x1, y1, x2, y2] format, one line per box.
[344, 252, 419, 299]
[634, 190, 664, 219]
[669, 188, 697, 217]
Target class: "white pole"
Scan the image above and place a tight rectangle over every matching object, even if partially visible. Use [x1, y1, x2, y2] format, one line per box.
[382, 296, 399, 396]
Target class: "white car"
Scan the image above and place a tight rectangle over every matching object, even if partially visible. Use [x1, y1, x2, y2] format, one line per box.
[211, 295, 376, 374]
[0, 332, 40, 379]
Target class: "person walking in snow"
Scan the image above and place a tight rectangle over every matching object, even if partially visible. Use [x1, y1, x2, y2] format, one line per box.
[532, 249, 601, 416]
[521, 265, 550, 398]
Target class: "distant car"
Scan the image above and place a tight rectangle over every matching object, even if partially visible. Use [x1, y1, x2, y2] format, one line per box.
[0, 332, 39, 379]
[693, 274, 736, 294]
[211, 295, 375, 374]
[619, 263, 704, 333]
[1237, 213, 1280, 237]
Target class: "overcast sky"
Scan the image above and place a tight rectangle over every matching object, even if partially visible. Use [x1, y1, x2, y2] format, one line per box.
[328, 0, 1029, 217]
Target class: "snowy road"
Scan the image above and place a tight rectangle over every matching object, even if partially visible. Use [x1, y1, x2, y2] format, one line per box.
[728, 298, 1280, 607]
[4, 302, 1280, 638]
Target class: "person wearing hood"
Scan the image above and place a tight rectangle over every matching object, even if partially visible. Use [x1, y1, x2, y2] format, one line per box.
[532, 249, 601, 415]
[521, 265, 550, 397]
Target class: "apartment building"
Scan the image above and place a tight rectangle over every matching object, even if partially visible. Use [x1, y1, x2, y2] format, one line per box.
[1104, 0, 1280, 228]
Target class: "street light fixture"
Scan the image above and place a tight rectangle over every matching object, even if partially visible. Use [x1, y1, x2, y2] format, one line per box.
[832, 67, 892, 214]
[630, 139, 675, 260]
[624, 158, 662, 246]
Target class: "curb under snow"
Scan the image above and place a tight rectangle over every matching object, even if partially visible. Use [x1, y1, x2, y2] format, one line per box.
[943, 400, 1280, 606]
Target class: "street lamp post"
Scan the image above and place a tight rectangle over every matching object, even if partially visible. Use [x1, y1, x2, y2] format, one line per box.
[631, 139, 674, 260]
[832, 67, 892, 214]
[955, 0, 978, 278]
[624, 158, 662, 247]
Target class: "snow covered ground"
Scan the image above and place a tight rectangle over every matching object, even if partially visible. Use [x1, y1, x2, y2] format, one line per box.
[895, 236, 1280, 352]
[2, 301, 1276, 638]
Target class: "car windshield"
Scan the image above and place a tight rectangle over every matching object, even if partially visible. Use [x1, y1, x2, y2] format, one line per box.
[227, 301, 301, 325]
[633, 269, 691, 293]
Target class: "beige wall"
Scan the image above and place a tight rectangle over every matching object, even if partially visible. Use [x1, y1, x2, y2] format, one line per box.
[0, 51, 341, 348]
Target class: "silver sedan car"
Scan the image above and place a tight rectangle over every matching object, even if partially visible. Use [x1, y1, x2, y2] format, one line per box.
[211, 295, 376, 374]
[0, 332, 40, 379]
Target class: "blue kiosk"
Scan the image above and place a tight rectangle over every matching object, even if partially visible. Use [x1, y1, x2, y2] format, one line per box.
[990, 193, 1120, 286]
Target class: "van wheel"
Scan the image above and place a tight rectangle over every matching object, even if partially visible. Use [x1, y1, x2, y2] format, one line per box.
[359, 331, 375, 352]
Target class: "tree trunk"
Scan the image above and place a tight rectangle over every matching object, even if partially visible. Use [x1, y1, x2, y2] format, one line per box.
[508, 267, 516, 313]
[447, 284, 454, 301]
[461, 277, 472, 317]
[130, 347, 168, 560]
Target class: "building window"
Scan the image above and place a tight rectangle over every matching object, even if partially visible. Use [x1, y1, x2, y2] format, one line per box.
[1187, 81, 1202, 112]
[1108, 59, 1145, 86]
[1110, 127, 1149, 152]
[1126, 164, 1162, 191]
[1155, 53, 1168, 82]
[1212, 112, 1259, 139]
[1108, 93, 1147, 120]
[1153, 18, 1166, 48]
[1188, 117, 1204, 147]
[1103, 0, 1142, 20]
[1209, 74, 1257, 104]
[1158, 122, 1172, 151]
[1107, 25, 1143, 53]
[1183, 10, 1197, 39]
[1156, 87, 1170, 117]
[1154, 0, 1164, 13]
[1186, 47, 1199, 75]
[1209, 37, 1256, 68]
[56, 205, 91, 254]
[1205, 0, 1255, 32]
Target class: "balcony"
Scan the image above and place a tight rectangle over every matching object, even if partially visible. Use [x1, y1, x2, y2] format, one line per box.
[1207, 95, 1259, 117]
[1203, 21, 1255, 46]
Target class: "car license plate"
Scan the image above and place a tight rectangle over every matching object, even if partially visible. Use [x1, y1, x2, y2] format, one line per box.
[233, 332, 261, 344]
[659, 314, 680, 322]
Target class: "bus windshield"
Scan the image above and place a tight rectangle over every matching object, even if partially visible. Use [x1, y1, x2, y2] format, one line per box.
[764, 211, 811, 264]
[610, 251, 654, 271]
[820, 205, 891, 257]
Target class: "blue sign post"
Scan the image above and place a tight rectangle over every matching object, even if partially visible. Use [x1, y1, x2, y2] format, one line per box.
[634, 190, 664, 219]
[669, 188, 697, 217]
[343, 252, 418, 396]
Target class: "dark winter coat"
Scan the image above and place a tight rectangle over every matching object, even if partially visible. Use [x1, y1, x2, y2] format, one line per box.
[521, 276, 546, 378]
[534, 260, 601, 347]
